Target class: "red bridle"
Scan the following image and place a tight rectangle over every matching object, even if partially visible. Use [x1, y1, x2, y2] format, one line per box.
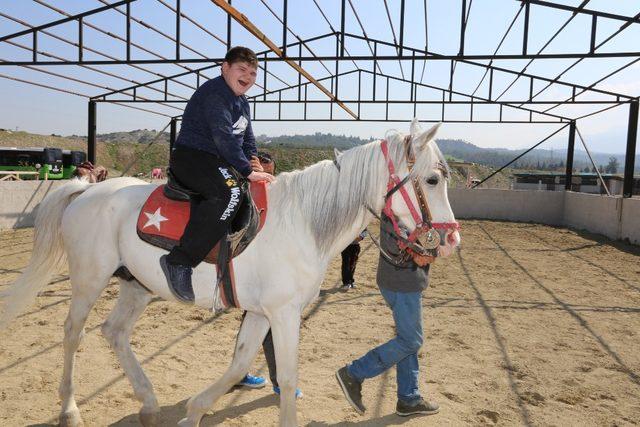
[380, 138, 460, 255]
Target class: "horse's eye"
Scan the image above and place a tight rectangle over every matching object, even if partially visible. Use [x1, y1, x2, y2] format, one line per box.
[426, 176, 439, 186]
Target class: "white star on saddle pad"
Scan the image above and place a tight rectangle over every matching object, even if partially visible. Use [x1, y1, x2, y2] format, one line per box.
[143, 207, 169, 231]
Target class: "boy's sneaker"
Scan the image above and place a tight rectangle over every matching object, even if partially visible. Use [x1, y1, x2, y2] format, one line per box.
[396, 397, 439, 417]
[336, 366, 365, 415]
[237, 374, 266, 389]
[160, 255, 194, 303]
[273, 386, 303, 399]
[340, 282, 356, 290]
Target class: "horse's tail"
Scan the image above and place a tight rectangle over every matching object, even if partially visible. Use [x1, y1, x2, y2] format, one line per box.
[0, 179, 90, 329]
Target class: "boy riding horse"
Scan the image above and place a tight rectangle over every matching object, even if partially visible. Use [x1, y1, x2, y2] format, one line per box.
[160, 46, 274, 303]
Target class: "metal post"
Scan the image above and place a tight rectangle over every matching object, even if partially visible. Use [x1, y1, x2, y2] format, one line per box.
[169, 117, 177, 152]
[399, 0, 405, 56]
[126, 2, 131, 61]
[623, 99, 638, 198]
[340, 0, 346, 57]
[32, 31, 37, 62]
[565, 121, 576, 190]
[175, 0, 181, 60]
[459, 0, 466, 55]
[78, 18, 83, 61]
[227, 0, 232, 51]
[297, 42, 302, 100]
[282, 0, 288, 56]
[373, 42, 377, 101]
[590, 15, 597, 54]
[88, 101, 96, 164]
[523, 0, 530, 55]
[335, 34, 340, 99]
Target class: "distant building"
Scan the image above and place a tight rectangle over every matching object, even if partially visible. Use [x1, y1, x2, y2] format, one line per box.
[513, 172, 640, 195]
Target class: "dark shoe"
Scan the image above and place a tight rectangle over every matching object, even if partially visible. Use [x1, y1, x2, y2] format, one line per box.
[336, 366, 365, 415]
[396, 397, 439, 417]
[160, 255, 194, 303]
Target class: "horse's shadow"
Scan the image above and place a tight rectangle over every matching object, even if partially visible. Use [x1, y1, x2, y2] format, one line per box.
[105, 395, 419, 427]
[109, 394, 279, 426]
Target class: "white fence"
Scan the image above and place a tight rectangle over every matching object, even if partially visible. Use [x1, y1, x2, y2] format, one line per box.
[449, 189, 639, 245]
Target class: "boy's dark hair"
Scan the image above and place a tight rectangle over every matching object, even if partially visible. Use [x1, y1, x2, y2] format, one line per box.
[224, 46, 258, 68]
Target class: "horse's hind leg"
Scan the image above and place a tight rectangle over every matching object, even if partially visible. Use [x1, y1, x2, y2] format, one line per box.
[178, 311, 270, 427]
[101, 278, 158, 427]
[58, 274, 111, 427]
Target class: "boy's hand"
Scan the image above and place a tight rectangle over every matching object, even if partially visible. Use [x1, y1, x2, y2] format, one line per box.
[248, 171, 275, 183]
[412, 253, 436, 267]
[250, 156, 264, 172]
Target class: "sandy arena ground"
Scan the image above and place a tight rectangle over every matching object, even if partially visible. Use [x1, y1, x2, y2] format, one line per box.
[1, 220, 639, 426]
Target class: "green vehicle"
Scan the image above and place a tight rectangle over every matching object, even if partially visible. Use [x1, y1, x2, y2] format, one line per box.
[0, 147, 84, 180]
[62, 150, 87, 179]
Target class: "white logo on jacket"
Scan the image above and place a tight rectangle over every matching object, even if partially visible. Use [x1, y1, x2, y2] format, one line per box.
[232, 116, 248, 135]
[220, 186, 241, 220]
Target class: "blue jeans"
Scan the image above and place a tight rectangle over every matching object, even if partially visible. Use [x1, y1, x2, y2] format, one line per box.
[347, 287, 423, 403]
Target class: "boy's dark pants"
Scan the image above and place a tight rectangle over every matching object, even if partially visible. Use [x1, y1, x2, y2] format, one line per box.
[341, 243, 361, 285]
[167, 146, 245, 267]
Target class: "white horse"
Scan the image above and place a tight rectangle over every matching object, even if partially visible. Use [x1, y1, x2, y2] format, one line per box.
[0, 119, 460, 427]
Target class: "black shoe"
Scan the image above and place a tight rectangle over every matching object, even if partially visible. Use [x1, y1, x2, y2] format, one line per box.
[160, 255, 194, 303]
[336, 366, 365, 415]
[396, 397, 439, 417]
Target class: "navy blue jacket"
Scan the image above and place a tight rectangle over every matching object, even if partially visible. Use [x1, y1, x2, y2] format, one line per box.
[175, 76, 257, 177]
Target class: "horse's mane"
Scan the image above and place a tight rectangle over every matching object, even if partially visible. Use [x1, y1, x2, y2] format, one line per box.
[267, 131, 416, 252]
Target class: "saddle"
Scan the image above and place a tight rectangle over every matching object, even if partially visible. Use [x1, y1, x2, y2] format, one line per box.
[136, 171, 268, 308]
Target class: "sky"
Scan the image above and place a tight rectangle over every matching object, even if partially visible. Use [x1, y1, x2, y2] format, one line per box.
[0, 0, 639, 155]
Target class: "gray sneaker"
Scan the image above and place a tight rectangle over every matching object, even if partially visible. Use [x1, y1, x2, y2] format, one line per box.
[396, 397, 439, 416]
[336, 366, 365, 415]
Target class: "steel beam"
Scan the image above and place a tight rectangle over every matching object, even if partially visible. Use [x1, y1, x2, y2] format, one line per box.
[210, 0, 358, 119]
[88, 101, 97, 164]
[565, 121, 576, 190]
[623, 99, 639, 198]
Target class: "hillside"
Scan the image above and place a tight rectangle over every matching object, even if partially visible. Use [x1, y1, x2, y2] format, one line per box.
[0, 129, 511, 187]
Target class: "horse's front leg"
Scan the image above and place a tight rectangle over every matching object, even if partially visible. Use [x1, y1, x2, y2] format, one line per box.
[178, 311, 270, 427]
[270, 308, 302, 427]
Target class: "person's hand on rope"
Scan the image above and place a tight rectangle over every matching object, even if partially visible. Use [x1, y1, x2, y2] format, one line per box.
[248, 170, 275, 183]
[250, 155, 264, 172]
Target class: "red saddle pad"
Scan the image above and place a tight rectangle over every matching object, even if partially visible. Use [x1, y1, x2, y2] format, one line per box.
[137, 181, 268, 247]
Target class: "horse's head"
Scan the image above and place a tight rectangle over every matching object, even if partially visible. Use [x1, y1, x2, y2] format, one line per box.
[382, 118, 460, 258]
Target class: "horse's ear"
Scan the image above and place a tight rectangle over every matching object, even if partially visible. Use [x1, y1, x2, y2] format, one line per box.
[423, 122, 441, 142]
[410, 117, 422, 136]
[333, 147, 343, 158]
[414, 122, 441, 150]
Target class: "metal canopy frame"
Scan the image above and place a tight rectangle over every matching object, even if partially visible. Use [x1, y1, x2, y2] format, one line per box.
[1, 0, 638, 197]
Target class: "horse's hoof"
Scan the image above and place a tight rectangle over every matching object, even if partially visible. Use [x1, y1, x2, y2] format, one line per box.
[59, 411, 84, 427]
[139, 409, 160, 427]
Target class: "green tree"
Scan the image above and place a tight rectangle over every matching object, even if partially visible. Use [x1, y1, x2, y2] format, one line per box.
[605, 157, 619, 174]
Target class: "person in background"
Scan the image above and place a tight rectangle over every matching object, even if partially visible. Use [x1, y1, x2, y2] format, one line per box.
[257, 151, 276, 175]
[340, 230, 367, 290]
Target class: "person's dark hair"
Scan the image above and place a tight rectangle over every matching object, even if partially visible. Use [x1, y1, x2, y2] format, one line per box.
[257, 151, 276, 174]
[224, 46, 258, 68]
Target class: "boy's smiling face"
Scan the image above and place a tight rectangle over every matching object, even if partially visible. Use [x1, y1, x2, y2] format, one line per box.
[222, 61, 258, 96]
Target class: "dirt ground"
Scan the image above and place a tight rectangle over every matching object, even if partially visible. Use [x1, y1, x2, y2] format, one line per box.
[1, 220, 639, 426]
